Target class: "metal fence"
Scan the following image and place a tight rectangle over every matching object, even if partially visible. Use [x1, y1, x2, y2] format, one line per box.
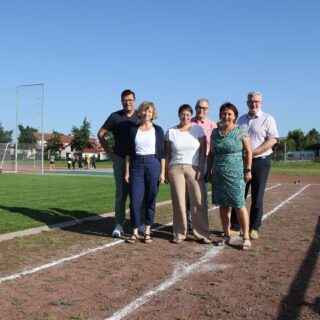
[0, 143, 44, 173]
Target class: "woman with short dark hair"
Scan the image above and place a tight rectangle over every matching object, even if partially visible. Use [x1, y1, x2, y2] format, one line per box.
[207, 102, 252, 250]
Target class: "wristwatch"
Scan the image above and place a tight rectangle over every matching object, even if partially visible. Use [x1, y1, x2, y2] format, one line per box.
[244, 168, 251, 173]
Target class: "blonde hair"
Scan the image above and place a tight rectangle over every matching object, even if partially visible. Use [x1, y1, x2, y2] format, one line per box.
[137, 101, 158, 120]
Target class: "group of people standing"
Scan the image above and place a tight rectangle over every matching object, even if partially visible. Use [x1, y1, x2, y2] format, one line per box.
[98, 89, 279, 250]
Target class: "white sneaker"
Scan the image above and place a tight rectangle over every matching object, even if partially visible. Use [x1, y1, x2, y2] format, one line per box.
[112, 224, 123, 238]
[138, 223, 146, 235]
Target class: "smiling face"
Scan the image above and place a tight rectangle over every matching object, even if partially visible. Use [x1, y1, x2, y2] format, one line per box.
[140, 106, 154, 121]
[195, 99, 209, 121]
[247, 94, 262, 116]
[220, 108, 236, 127]
[179, 110, 192, 126]
[121, 93, 135, 114]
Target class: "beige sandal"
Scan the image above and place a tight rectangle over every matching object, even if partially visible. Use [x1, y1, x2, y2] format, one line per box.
[242, 238, 252, 251]
[144, 234, 153, 244]
[126, 234, 138, 244]
[217, 234, 231, 246]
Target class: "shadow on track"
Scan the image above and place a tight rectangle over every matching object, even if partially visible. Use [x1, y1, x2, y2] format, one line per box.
[277, 216, 320, 319]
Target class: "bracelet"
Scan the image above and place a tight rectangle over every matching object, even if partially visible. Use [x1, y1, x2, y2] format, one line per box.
[243, 168, 251, 173]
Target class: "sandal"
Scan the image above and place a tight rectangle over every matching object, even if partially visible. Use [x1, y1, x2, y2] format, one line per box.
[144, 234, 153, 244]
[172, 238, 182, 244]
[126, 234, 138, 244]
[199, 237, 212, 244]
[217, 234, 231, 246]
[242, 237, 252, 251]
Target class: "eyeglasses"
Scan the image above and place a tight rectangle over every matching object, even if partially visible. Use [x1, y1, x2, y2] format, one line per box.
[122, 99, 134, 102]
[196, 106, 208, 110]
[248, 100, 261, 104]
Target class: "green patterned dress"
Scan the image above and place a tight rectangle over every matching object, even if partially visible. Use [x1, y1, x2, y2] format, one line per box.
[211, 125, 248, 208]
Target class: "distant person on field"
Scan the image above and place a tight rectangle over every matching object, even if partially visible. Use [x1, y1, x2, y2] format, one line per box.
[49, 154, 55, 170]
[77, 153, 83, 169]
[67, 154, 72, 169]
[125, 101, 165, 244]
[91, 155, 96, 169]
[98, 89, 141, 238]
[84, 155, 90, 169]
[72, 154, 76, 169]
[186, 98, 217, 231]
[230, 92, 279, 240]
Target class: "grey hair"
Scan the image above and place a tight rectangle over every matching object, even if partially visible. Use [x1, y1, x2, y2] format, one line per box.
[195, 98, 210, 109]
[247, 91, 263, 100]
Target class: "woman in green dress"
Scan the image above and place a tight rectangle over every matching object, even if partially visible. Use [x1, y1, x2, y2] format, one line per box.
[207, 102, 252, 250]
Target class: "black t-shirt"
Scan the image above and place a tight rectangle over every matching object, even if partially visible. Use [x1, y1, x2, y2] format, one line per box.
[101, 109, 140, 158]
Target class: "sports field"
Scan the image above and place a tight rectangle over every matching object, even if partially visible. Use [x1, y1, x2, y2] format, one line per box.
[0, 171, 319, 319]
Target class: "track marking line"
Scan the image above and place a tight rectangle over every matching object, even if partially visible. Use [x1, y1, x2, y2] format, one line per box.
[105, 246, 225, 320]
[0, 184, 282, 284]
[262, 184, 310, 221]
[104, 184, 310, 320]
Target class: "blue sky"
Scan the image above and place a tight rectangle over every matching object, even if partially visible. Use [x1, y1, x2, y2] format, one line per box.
[0, 0, 319, 139]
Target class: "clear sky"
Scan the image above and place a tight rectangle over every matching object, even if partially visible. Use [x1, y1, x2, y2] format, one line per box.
[0, 0, 319, 139]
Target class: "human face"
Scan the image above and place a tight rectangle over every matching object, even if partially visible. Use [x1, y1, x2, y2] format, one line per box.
[179, 110, 192, 126]
[247, 95, 262, 116]
[140, 107, 153, 122]
[220, 108, 236, 127]
[195, 100, 209, 120]
[121, 94, 135, 113]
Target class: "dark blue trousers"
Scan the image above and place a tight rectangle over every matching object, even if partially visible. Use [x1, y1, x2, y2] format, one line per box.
[231, 156, 271, 231]
[129, 155, 160, 228]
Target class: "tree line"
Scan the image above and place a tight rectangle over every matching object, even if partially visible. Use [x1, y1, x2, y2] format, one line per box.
[0, 120, 319, 154]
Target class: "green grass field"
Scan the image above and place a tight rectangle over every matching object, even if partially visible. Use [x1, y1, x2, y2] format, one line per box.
[271, 160, 320, 175]
[0, 160, 318, 235]
[0, 173, 170, 234]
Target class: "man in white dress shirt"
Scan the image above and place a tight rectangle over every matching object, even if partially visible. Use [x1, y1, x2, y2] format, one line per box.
[230, 91, 279, 239]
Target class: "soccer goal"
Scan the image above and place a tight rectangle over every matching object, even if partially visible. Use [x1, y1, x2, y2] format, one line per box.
[0, 143, 15, 172]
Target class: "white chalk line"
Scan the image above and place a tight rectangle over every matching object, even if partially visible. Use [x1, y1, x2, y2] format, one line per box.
[0, 223, 172, 284]
[105, 246, 225, 320]
[262, 184, 310, 221]
[104, 183, 310, 320]
[0, 183, 282, 284]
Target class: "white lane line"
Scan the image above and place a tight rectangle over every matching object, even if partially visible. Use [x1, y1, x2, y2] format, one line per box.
[0, 183, 282, 284]
[104, 184, 310, 320]
[105, 246, 225, 320]
[262, 184, 310, 221]
[0, 223, 173, 284]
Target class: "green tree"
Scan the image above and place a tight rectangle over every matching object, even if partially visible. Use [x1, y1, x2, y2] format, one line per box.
[104, 131, 115, 151]
[18, 125, 38, 145]
[46, 131, 62, 152]
[303, 128, 320, 149]
[71, 117, 92, 151]
[287, 129, 305, 151]
[0, 122, 13, 143]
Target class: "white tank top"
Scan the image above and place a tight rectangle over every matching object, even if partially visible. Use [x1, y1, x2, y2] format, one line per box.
[135, 127, 156, 155]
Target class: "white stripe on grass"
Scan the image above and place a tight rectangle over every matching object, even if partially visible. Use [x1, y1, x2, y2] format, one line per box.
[104, 184, 310, 320]
[0, 184, 282, 283]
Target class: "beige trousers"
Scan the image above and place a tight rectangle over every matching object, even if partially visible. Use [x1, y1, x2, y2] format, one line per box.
[169, 164, 210, 241]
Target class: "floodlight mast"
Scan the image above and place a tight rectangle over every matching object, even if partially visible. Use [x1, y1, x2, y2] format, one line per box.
[15, 83, 45, 173]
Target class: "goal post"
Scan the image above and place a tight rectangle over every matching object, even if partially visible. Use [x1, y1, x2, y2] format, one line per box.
[15, 83, 45, 173]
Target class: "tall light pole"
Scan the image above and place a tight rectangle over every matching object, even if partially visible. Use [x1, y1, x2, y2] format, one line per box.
[16, 83, 45, 173]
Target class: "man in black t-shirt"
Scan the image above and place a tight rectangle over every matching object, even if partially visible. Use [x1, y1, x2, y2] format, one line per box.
[98, 89, 140, 237]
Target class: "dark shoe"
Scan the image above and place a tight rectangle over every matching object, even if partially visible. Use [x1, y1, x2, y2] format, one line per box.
[217, 234, 231, 246]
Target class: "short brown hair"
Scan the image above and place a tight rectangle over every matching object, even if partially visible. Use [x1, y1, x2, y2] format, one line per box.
[219, 102, 239, 120]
